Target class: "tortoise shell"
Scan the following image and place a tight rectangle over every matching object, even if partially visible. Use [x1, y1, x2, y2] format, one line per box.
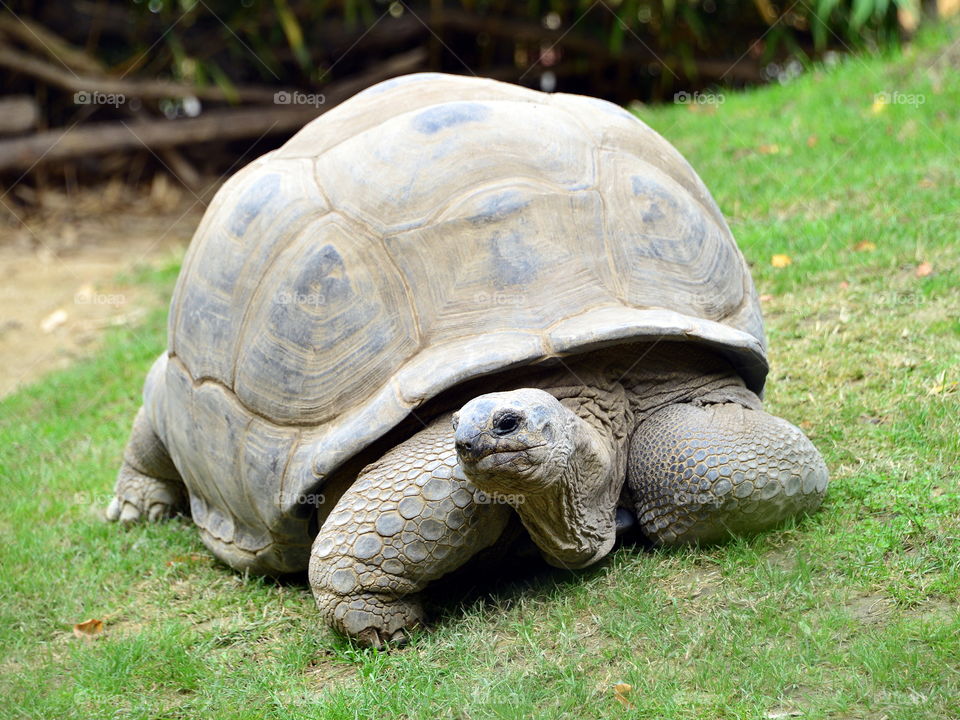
[151, 73, 767, 572]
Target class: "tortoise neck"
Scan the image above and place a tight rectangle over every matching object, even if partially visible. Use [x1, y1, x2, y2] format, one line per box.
[477, 403, 623, 570]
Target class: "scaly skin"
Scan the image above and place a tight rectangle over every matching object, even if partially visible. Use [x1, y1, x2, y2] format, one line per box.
[107, 345, 828, 647]
[627, 400, 829, 544]
[106, 407, 187, 523]
[309, 412, 512, 647]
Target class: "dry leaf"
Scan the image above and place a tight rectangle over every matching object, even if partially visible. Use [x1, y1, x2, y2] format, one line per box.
[73, 618, 103, 638]
[40, 309, 68, 333]
[915, 261, 933, 277]
[918, 178, 936, 188]
[839, 281, 850, 289]
[759, 293, 774, 302]
[928, 380, 958, 396]
[758, 143, 780, 155]
[771, 254, 792, 268]
[166, 553, 207, 566]
[854, 240, 876, 252]
[806, 134, 819, 148]
[613, 682, 634, 709]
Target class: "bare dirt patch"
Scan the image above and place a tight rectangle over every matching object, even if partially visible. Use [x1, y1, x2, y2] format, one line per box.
[0, 176, 212, 397]
[844, 592, 895, 625]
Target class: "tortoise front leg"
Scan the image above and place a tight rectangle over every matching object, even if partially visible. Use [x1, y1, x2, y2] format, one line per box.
[627, 400, 828, 545]
[309, 413, 512, 648]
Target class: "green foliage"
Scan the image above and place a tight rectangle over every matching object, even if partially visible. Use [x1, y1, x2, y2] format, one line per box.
[22, 0, 910, 103]
[811, 0, 908, 49]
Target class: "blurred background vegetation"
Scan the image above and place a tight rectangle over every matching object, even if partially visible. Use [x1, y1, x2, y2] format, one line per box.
[0, 0, 950, 187]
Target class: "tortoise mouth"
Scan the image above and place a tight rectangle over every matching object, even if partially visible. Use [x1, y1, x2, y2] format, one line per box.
[469, 449, 534, 472]
[458, 443, 547, 486]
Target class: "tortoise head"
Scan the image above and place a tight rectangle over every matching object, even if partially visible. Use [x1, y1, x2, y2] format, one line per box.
[453, 389, 619, 569]
[452, 389, 570, 493]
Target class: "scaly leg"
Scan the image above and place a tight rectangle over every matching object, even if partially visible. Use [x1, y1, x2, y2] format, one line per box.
[107, 406, 187, 523]
[309, 413, 512, 648]
[627, 401, 828, 545]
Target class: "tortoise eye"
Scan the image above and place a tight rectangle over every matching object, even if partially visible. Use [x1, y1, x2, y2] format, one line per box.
[492, 412, 521, 436]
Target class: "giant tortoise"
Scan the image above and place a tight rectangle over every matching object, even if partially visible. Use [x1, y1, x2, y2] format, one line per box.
[108, 72, 829, 647]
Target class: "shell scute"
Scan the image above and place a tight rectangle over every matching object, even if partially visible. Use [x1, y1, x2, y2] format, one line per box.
[170, 157, 330, 386]
[233, 213, 419, 425]
[411, 101, 491, 134]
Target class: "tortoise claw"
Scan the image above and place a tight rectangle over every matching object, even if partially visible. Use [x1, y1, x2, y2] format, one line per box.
[107, 463, 186, 525]
[119, 501, 141, 524]
[356, 627, 387, 649]
[354, 624, 416, 649]
[388, 628, 412, 646]
[106, 497, 121, 522]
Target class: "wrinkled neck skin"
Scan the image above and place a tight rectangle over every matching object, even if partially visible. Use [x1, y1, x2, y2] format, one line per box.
[457, 344, 753, 569]
[470, 404, 623, 570]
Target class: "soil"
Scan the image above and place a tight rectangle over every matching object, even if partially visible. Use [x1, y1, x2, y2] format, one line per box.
[0, 174, 213, 397]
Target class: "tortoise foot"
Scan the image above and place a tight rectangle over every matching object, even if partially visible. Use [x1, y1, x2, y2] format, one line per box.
[319, 591, 425, 649]
[106, 463, 186, 524]
[107, 406, 186, 524]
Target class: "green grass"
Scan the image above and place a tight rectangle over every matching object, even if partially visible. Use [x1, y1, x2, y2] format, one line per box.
[2, 25, 959, 720]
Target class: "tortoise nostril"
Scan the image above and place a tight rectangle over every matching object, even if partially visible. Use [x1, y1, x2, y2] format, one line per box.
[455, 439, 472, 455]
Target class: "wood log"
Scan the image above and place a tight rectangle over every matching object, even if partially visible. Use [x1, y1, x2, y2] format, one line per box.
[0, 48, 426, 173]
[0, 107, 317, 173]
[0, 15, 105, 75]
[159, 147, 202, 191]
[0, 96, 40, 135]
[0, 44, 282, 104]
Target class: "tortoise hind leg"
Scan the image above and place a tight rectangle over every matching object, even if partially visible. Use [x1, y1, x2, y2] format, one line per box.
[627, 400, 828, 545]
[107, 406, 187, 523]
[309, 413, 512, 648]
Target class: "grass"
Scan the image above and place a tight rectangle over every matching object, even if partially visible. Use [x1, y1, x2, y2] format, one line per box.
[2, 24, 959, 720]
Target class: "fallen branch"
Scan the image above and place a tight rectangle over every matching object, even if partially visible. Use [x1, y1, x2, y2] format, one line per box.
[0, 48, 426, 173]
[0, 96, 40, 135]
[159, 147, 202, 191]
[0, 107, 317, 173]
[0, 44, 283, 104]
[0, 15, 105, 75]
